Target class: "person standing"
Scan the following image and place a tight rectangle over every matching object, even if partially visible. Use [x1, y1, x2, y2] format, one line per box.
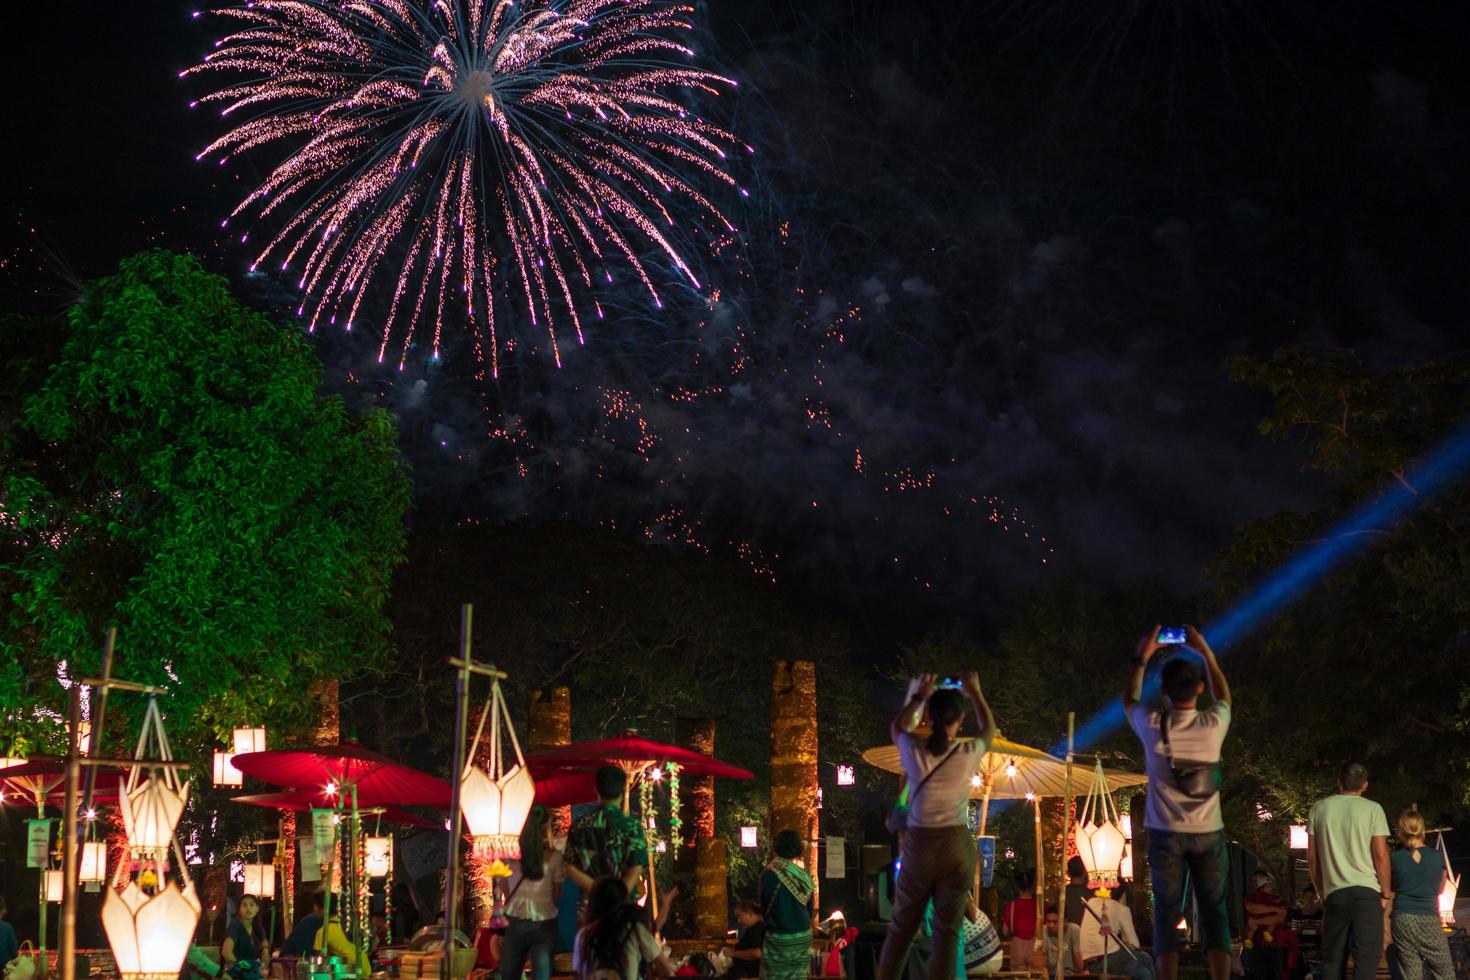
[1386, 808, 1454, 980]
[565, 767, 649, 894]
[1307, 761, 1391, 980]
[759, 830, 815, 980]
[876, 672, 997, 980]
[729, 901, 767, 980]
[1124, 625, 1232, 980]
[501, 806, 566, 980]
[1077, 889, 1155, 980]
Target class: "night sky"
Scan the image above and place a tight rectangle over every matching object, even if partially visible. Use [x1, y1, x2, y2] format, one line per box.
[5, 0, 1468, 646]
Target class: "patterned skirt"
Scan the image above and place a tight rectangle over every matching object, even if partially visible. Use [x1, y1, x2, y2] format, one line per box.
[762, 929, 814, 980]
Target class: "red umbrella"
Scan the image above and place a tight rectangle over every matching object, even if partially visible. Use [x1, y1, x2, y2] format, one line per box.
[528, 770, 599, 809]
[231, 742, 451, 807]
[522, 733, 754, 781]
[232, 791, 441, 829]
[0, 757, 125, 811]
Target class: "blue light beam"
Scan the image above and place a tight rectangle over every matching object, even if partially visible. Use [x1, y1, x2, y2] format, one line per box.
[1055, 419, 1470, 757]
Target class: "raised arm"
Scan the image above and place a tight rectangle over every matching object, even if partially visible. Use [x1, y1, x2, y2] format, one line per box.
[1186, 626, 1230, 707]
[1124, 626, 1163, 709]
[892, 674, 938, 744]
[964, 671, 995, 741]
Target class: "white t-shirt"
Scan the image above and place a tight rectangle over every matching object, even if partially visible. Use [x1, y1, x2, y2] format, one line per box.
[1076, 897, 1139, 963]
[1127, 701, 1231, 832]
[573, 921, 662, 980]
[1307, 794, 1390, 897]
[896, 732, 994, 828]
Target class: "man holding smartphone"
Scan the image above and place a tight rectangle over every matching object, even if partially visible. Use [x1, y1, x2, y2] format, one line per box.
[1123, 625, 1232, 980]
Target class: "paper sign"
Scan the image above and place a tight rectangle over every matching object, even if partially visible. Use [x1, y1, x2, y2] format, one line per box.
[312, 809, 337, 858]
[27, 819, 53, 868]
[977, 836, 996, 887]
[825, 836, 846, 879]
[299, 838, 321, 882]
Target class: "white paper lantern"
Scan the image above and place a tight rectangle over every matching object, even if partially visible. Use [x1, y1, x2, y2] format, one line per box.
[243, 862, 275, 899]
[461, 763, 535, 858]
[1120, 844, 1133, 882]
[1119, 813, 1132, 841]
[102, 880, 202, 980]
[836, 765, 855, 786]
[1076, 819, 1128, 886]
[1440, 873, 1459, 927]
[80, 841, 108, 883]
[45, 869, 64, 903]
[1289, 825, 1308, 850]
[232, 727, 267, 756]
[212, 751, 242, 789]
[740, 826, 759, 849]
[0, 756, 25, 770]
[364, 836, 392, 878]
[119, 773, 189, 856]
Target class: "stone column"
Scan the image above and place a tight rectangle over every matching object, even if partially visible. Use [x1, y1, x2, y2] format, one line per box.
[529, 687, 573, 835]
[1129, 792, 1152, 946]
[770, 661, 820, 910]
[673, 717, 722, 937]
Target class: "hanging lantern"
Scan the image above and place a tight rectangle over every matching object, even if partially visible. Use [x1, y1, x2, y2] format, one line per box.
[1438, 832, 1460, 927]
[364, 836, 392, 878]
[0, 756, 25, 770]
[212, 751, 242, 789]
[232, 727, 267, 756]
[45, 869, 64, 903]
[1074, 760, 1127, 886]
[80, 841, 108, 883]
[740, 826, 759, 849]
[1119, 813, 1132, 841]
[120, 772, 189, 857]
[103, 880, 202, 980]
[242, 862, 275, 899]
[1289, 825, 1308, 850]
[836, 765, 855, 786]
[1119, 843, 1133, 881]
[460, 679, 536, 858]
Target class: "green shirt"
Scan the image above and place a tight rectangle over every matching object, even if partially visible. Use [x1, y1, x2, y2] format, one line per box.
[566, 803, 649, 879]
[1307, 794, 1390, 897]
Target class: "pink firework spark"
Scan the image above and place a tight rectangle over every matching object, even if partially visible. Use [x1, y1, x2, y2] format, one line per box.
[184, 0, 746, 373]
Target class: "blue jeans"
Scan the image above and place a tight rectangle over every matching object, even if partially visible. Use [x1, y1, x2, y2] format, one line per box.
[1086, 949, 1156, 980]
[1148, 829, 1230, 955]
[500, 917, 559, 980]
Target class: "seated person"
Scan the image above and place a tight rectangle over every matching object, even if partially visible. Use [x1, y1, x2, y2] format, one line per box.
[280, 895, 326, 957]
[315, 907, 371, 973]
[960, 897, 1003, 976]
[1042, 905, 1082, 975]
[1241, 873, 1298, 980]
[728, 901, 765, 980]
[1076, 889, 1154, 980]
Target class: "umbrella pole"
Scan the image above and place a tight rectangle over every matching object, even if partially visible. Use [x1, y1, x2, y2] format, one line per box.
[1033, 796, 1043, 970]
[974, 781, 992, 903]
[351, 783, 364, 967]
[445, 603, 474, 955]
[1055, 713, 1075, 980]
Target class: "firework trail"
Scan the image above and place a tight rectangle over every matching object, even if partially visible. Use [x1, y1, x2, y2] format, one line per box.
[185, 0, 747, 373]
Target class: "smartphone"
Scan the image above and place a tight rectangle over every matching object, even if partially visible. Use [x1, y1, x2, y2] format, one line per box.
[1157, 626, 1188, 645]
[937, 677, 964, 690]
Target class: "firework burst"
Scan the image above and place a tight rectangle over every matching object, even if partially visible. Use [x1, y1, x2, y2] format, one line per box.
[185, 0, 747, 372]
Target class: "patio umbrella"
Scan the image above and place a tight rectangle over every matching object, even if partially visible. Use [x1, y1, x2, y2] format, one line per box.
[0, 757, 124, 813]
[527, 770, 599, 810]
[861, 737, 1147, 802]
[231, 742, 452, 807]
[232, 791, 441, 829]
[523, 733, 755, 781]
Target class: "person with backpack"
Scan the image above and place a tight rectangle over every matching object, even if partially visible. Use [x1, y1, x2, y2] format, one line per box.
[759, 830, 816, 980]
[876, 672, 997, 980]
[1124, 625, 1232, 980]
[573, 877, 676, 980]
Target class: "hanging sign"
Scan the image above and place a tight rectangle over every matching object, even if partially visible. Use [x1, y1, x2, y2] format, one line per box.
[299, 838, 322, 882]
[312, 808, 337, 858]
[27, 819, 53, 868]
[977, 835, 996, 888]
[825, 836, 846, 879]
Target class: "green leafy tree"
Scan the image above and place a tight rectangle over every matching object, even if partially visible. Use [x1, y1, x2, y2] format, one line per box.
[0, 250, 410, 758]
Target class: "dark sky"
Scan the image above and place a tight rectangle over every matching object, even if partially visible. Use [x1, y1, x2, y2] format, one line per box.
[4, 0, 1468, 645]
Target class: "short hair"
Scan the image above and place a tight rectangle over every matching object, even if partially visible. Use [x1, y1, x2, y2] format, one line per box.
[1066, 856, 1087, 880]
[774, 830, 804, 859]
[734, 899, 762, 918]
[1395, 808, 1425, 845]
[595, 765, 627, 801]
[1161, 656, 1204, 703]
[1338, 761, 1369, 792]
[1043, 903, 1058, 917]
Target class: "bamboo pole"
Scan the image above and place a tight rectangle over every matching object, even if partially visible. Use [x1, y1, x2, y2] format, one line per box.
[1054, 713, 1076, 980]
[1034, 797, 1044, 967]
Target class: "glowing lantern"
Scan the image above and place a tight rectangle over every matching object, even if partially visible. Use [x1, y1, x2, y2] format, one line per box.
[120, 773, 189, 858]
[212, 751, 242, 788]
[242, 863, 275, 899]
[232, 727, 267, 756]
[1289, 825, 1308, 850]
[836, 765, 855, 786]
[80, 841, 108, 883]
[1437, 832, 1460, 927]
[460, 681, 535, 858]
[1074, 760, 1126, 886]
[1120, 813, 1132, 841]
[0, 756, 25, 770]
[102, 880, 202, 980]
[741, 826, 758, 849]
[1004, 760, 1019, 779]
[45, 869, 64, 903]
[1120, 844, 1133, 881]
[364, 836, 392, 878]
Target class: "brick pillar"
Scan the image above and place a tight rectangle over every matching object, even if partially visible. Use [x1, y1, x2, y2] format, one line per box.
[529, 687, 573, 835]
[672, 717, 722, 937]
[771, 661, 820, 910]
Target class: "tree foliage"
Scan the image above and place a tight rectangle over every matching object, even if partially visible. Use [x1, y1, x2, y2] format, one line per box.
[0, 250, 410, 755]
